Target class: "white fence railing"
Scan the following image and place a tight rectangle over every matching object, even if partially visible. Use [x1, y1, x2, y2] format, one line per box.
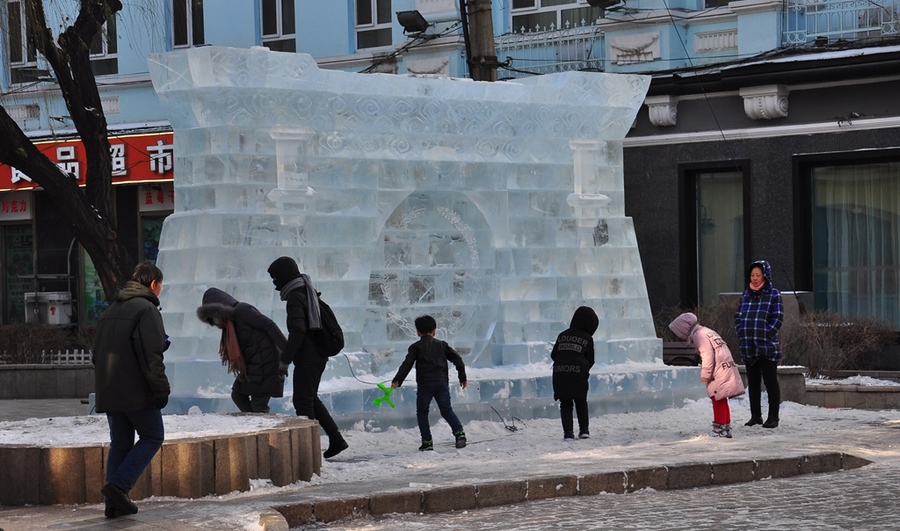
[0, 349, 92, 365]
[495, 22, 604, 79]
[784, 0, 900, 45]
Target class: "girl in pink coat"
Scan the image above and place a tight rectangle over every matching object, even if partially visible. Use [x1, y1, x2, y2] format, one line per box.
[669, 312, 745, 438]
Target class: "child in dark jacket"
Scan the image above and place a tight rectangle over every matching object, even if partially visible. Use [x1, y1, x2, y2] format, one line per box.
[197, 287, 287, 413]
[392, 315, 468, 451]
[551, 306, 599, 440]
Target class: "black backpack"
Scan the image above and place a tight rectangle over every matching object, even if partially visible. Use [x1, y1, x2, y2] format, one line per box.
[312, 294, 344, 357]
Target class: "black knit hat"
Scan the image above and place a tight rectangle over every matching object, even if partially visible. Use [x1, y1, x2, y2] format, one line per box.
[267, 256, 301, 290]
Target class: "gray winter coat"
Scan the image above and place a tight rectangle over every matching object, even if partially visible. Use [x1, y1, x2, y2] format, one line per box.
[93, 281, 170, 412]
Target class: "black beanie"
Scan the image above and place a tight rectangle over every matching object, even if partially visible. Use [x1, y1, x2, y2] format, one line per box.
[267, 256, 301, 290]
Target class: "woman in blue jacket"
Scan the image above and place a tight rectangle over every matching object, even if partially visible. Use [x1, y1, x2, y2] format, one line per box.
[734, 259, 784, 428]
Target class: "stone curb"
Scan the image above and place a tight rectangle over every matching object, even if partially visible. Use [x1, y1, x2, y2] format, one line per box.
[261, 452, 871, 530]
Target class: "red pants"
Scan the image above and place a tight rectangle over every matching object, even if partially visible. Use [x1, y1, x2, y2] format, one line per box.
[712, 397, 731, 424]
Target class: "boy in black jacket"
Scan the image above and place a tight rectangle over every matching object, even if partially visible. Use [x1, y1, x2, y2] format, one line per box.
[551, 306, 599, 441]
[392, 315, 468, 451]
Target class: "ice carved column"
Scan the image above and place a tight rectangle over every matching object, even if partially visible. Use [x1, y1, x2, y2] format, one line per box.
[567, 139, 611, 246]
[268, 127, 317, 230]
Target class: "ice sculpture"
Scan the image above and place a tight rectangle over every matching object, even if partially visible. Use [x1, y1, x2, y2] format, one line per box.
[148, 46, 692, 420]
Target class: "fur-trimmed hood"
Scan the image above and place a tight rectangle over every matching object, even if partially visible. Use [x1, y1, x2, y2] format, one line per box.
[197, 288, 238, 327]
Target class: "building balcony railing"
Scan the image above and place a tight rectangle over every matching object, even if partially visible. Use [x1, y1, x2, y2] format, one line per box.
[494, 22, 604, 80]
[783, 0, 900, 45]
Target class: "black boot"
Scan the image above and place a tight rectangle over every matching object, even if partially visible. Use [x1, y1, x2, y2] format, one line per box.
[745, 417, 763, 427]
[323, 434, 348, 458]
[763, 418, 779, 428]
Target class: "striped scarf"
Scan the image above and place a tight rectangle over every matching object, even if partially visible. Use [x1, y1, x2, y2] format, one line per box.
[219, 318, 247, 383]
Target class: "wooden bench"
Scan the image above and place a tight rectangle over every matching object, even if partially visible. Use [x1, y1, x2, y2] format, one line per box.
[662, 342, 700, 366]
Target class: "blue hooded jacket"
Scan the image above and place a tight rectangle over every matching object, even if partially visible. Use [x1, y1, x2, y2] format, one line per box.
[734, 260, 784, 364]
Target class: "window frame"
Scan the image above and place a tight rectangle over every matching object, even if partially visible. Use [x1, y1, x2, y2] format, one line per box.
[173, 0, 205, 49]
[355, 0, 392, 51]
[261, 0, 296, 52]
[677, 160, 752, 308]
[510, 0, 601, 33]
[6, 0, 40, 84]
[793, 148, 900, 300]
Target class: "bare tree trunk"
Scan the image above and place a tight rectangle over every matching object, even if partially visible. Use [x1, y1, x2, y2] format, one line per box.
[0, 0, 132, 300]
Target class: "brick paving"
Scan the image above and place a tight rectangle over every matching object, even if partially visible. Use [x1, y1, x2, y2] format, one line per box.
[0, 399, 897, 531]
[304, 464, 898, 530]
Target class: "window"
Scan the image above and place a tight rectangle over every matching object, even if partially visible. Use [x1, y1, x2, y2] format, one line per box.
[511, 0, 602, 33]
[356, 0, 392, 50]
[6, 1, 117, 81]
[2, 224, 35, 324]
[261, 0, 295, 52]
[89, 10, 118, 75]
[805, 159, 900, 327]
[173, 0, 205, 48]
[6, 0, 39, 84]
[696, 171, 745, 305]
[679, 163, 749, 307]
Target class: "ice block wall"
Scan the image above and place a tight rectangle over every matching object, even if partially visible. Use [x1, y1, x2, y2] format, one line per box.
[147, 46, 657, 400]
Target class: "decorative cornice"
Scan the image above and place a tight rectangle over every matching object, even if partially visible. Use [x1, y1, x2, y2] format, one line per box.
[624, 115, 900, 147]
[740, 84, 789, 120]
[644, 95, 678, 127]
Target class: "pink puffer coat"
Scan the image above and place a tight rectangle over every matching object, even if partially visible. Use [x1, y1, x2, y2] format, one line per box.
[691, 325, 745, 400]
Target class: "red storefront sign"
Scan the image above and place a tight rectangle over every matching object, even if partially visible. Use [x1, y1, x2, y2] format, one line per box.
[0, 132, 174, 192]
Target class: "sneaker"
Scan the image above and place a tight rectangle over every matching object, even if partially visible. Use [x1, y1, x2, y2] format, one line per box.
[101, 483, 138, 516]
[709, 423, 727, 438]
[563, 432, 575, 441]
[454, 431, 467, 449]
[578, 430, 590, 439]
[418, 440, 434, 451]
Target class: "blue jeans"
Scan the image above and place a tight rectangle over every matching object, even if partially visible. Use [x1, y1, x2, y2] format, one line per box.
[106, 409, 165, 492]
[416, 380, 463, 441]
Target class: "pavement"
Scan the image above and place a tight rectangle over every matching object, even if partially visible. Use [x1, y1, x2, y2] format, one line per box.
[0, 399, 898, 531]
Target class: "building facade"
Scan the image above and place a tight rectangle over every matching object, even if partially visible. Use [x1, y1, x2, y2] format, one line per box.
[1, 0, 898, 328]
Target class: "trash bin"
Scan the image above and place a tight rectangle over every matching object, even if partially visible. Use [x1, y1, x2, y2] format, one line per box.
[23, 291, 73, 325]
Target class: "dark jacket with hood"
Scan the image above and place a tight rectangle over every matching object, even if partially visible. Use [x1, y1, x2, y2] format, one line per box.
[392, 334, 467, 387]
[197, 288, 287, 397]
[93, 280, 170, 413]
[551, 306, 599, 401]
[734, 259, 784, 364]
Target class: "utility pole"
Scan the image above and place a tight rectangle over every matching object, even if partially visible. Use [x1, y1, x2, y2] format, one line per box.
[463, 0, 497, 81]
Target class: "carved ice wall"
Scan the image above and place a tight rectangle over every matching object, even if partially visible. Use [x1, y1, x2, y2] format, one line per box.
[148, 46, 668, 415]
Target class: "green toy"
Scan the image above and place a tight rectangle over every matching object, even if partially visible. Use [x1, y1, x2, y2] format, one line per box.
[372, 382, 395, 408]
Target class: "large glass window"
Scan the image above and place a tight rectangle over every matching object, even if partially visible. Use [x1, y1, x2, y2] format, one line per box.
[511, 0, 601, 33]
[812, 161, 900, 327]
[173, 0, 205, 48]
[356, 0, 392, 50]
[2, 224, 35, 324]
[697, 171, 745, 305]
[261, 0, 296, 52]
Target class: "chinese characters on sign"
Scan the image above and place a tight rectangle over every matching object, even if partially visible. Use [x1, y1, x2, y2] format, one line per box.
[139, 183, 175, 213]
[0, 191, 33, 221]
[0, 132, 174, 191]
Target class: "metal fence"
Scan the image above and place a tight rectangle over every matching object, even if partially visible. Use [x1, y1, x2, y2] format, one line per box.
[494, 22, 604, 79]
[0, 349, 91, 365]
[784, 0, 900, 45]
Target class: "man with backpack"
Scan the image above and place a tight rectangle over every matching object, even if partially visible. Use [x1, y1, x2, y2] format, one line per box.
[267, 256, 348, 459]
